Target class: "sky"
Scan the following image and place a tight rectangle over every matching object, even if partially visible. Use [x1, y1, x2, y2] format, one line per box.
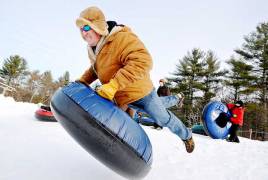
[1, 0, 268, 86]
[1, 94, 268, 180]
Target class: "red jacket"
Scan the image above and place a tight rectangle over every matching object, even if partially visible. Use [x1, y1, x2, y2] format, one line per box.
[226, 104, 245, 126]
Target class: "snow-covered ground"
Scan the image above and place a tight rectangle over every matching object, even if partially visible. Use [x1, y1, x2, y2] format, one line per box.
[1, 94, 268, 180]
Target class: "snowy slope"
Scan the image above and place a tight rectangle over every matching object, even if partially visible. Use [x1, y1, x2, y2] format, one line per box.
[1, 95, 268, 180]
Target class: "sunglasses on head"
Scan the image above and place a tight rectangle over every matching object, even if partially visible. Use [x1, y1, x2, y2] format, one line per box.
[81, 25, 92, 32]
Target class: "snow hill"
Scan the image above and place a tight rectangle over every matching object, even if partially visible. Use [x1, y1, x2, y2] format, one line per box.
[1, 95, 268, 180]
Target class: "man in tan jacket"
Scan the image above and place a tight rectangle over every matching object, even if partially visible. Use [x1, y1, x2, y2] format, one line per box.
[76, 6, 194, 153]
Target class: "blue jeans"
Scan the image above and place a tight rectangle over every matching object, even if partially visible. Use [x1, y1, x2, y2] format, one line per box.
[131, 95, 180, 118]
[130, 90, 192, 140]
[159, 95, 180, 108]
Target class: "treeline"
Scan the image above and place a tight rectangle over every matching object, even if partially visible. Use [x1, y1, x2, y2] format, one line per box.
[168, 22, 268, 139]
[0, 55, 70, 105]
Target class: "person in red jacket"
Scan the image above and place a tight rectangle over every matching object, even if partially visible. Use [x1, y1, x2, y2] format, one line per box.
[226, 100, 245, 143]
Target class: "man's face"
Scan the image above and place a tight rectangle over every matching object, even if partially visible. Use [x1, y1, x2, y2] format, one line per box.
[159, 82, 164, 86]
[80, 25, 101, 46]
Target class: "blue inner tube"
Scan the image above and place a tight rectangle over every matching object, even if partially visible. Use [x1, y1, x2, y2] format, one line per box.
[50, 82, 152, 179]
[202, 101, 232, 139]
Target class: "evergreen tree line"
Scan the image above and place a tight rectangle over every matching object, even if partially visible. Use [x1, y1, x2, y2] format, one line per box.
[168, 22, 268, 140]
[0, 55, 70, 105]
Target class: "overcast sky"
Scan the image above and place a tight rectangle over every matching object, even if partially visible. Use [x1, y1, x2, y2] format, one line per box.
[1, 0, 268, 86]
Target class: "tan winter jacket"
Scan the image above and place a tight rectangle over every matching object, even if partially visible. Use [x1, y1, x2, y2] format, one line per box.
[80, 26, 154, 107]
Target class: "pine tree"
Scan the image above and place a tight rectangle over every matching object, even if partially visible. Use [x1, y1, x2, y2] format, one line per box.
[224, 56, 255, 101]
[235, 22, 268, 133]
[169, 48, 204, 106]
[200, 51, 227, 105]
[0, 55, 28, 85]
[168, 48, 205, 125]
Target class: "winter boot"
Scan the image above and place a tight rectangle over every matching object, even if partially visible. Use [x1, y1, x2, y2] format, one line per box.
[232, 136, 240, 143]
[183, 137, 195, 153]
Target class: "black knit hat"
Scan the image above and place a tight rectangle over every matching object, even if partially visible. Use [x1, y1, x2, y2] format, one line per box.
[235, 100, 244, 107]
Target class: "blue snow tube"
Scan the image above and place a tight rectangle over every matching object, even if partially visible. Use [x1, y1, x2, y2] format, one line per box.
[50, 82, 152, 179]
[202, 101, 232, 139]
